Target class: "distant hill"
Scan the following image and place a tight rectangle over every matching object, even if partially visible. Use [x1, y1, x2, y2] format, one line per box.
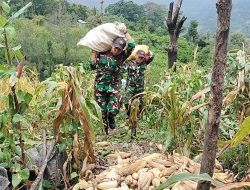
[67, 0, 250, 36]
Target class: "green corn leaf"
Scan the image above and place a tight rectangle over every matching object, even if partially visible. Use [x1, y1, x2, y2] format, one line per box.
[2, 2, 11, 14]
[0, 64, 7, 72]
[7, 2, 32, 25]
[231, 116, 250, 147]
[13, 49, 24, 60]
[5, 25, 15, 38]
[0, 67, 15, 79]
[154, 172, 223, 190]
[0, 15, 7, 27]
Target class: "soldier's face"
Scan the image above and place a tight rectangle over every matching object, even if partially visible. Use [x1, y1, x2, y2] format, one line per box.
[111, 45, 123, 56]
[135, 54, 145, 64]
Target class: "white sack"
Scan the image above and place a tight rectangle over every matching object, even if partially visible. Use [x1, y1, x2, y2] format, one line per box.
[77, 22, 126, 52]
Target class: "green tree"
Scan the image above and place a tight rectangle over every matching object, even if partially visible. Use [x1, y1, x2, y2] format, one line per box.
[143, 2, 166, 32]
[105, 0, 146, 23]
[66, 3, 89, 20]
[229, 32, 246, 50]
[186, 20, 199, 43]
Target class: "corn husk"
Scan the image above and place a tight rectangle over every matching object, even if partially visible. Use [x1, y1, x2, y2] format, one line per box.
[138, 171, 153, 190]
[81, 152, 234, 190]
[118, 160, 146, 176]
[132, 172, 139, 180]
[182, 180, 197, 190]
[152, 158, 174, 167]
[150, 168, 161, 178]
[149, 186, 154, 190]
[105, 168, 121, 181]
[78, 179, 89, 189]
[107, 152, 132, 160]
[124, 175, 133, 186]
[152, 178, 161, 187]
[97, 180, 118, 190]
[138, 168, 149, 174]
[161, 166, 178, 177]
[147, 160, 166, 171]
[85, 187, 94, 190]
[172, 181, 192, 190]
[213, 172, 234, 183]
[141, 153, 162, 162]
[120, 182, 130, 190]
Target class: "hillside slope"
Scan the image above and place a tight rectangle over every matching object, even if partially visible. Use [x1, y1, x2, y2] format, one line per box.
[68, 0, 250, 36]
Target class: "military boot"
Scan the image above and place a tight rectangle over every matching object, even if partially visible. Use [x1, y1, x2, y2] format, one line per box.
[108, 115, 116, 129]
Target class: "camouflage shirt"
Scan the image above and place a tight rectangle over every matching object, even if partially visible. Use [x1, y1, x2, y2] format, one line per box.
[125, 51, 154, 94]
[90, 40, 135, 92]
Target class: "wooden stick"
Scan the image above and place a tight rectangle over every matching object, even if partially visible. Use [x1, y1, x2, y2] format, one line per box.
[29, 140, 55, 190]
[38, 129, 47, 190]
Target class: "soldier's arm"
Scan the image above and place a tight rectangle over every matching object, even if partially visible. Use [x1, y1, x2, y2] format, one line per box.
[123, 32, 136, 60]
[89, 50, 98, 70]
[145, 51, 154, 65]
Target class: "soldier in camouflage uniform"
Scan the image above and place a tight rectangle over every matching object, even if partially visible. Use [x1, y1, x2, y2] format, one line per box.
[124, 49, 154, 117]
[90, 32, 135, 134]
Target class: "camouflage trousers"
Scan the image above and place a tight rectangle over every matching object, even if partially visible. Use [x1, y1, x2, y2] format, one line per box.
[123, 89, 143, 116]
[94, 89, 120, 119]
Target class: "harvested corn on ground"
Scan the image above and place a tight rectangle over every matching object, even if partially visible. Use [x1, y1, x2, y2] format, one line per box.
[73, 141, 235, 190]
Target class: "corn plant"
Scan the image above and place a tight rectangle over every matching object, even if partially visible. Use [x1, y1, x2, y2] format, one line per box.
[0, 1, 35, 188]
[0, 2, 103, 188]
[143, 63, 209, 155]
[218, 49, 250, 176]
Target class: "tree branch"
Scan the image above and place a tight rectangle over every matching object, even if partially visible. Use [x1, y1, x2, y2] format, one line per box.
[172, 0, 183, 27]
[168, 2, 174, 21]
[176, 16, 187, 37]
[30, 140, 56, 190]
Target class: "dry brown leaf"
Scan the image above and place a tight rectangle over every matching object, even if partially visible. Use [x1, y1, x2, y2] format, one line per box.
[157, 144, 163, 151]
[79, 109, 95, 163]
[190, 87, 210, 103]
[73, 133, 80, 166]
[53, 91, 70, 141]
[213, 182, 250, 190]
[223, 90, 238, 107]
[213, 172, 234, 183]
[96, 141, 110, 147]
[172, 181, 192, 190]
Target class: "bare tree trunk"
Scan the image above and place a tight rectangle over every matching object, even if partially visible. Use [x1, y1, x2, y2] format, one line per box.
[100, 0, 104, 23]
[196, 1, 232, 190]
[165, 0, 187, 69]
